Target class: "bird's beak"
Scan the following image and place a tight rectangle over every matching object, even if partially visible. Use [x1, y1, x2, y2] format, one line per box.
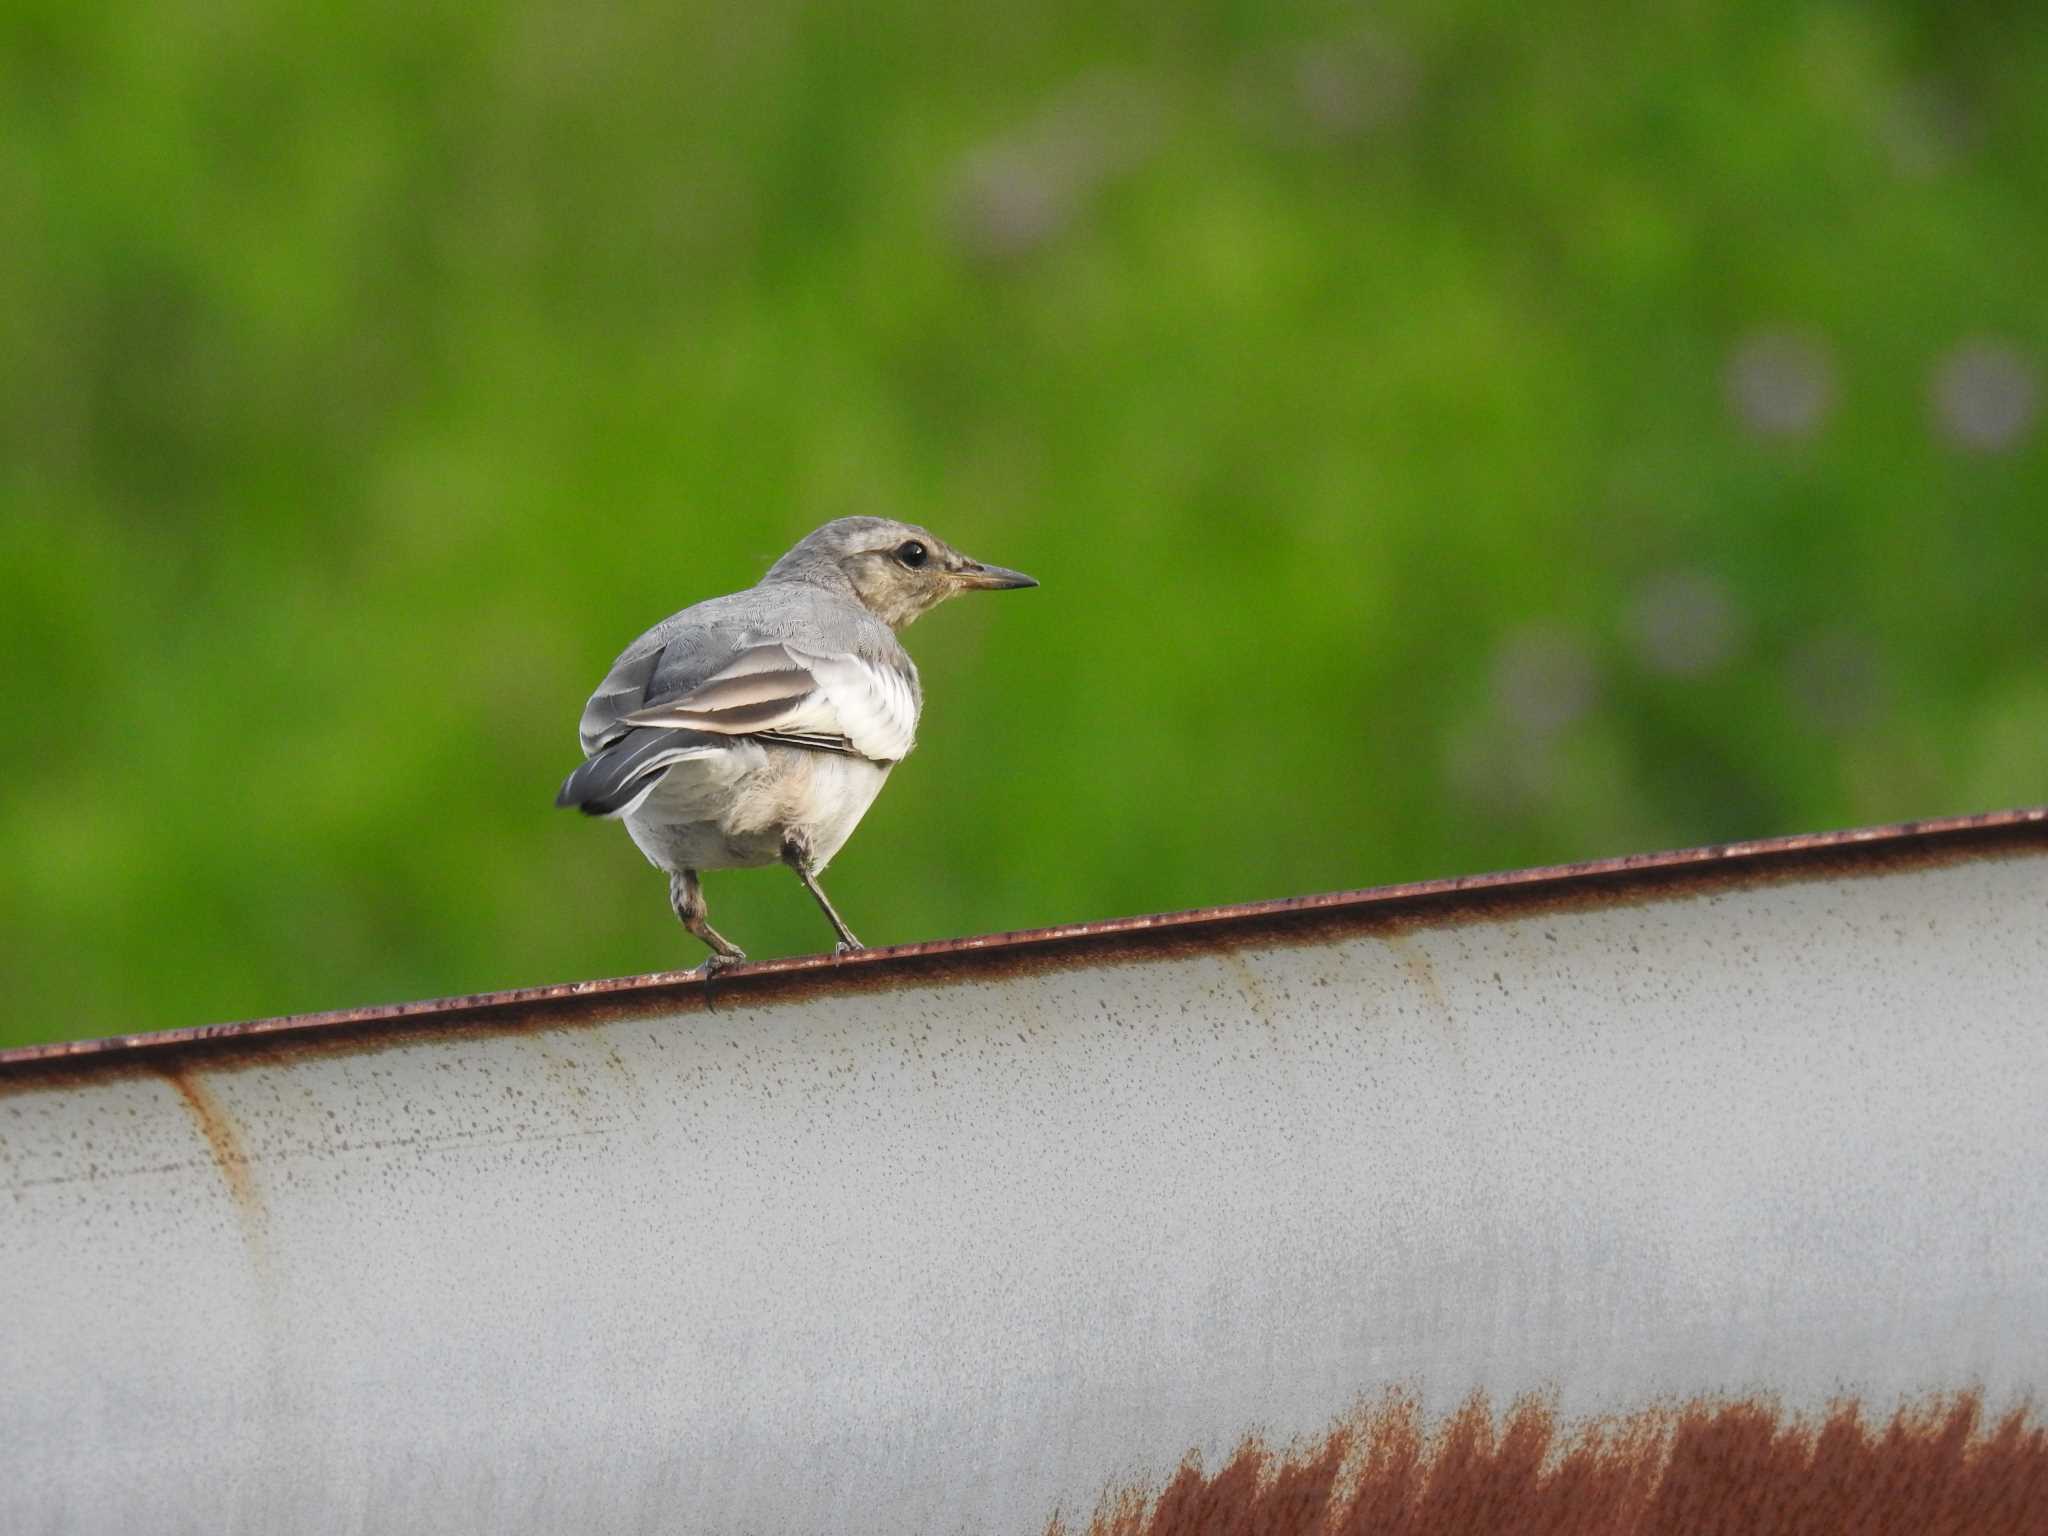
[953, 560, 1038, 591]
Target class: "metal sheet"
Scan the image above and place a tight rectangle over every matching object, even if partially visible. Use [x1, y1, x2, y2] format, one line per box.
[4, 811, 2047, 1533]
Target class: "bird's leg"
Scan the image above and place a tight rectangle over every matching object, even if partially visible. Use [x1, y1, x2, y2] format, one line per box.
[781, 840, 864, 955]
[669, 869, 746, 975]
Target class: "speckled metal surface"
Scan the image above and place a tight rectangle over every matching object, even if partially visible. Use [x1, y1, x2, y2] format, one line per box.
[3, 813, 2046, 1533]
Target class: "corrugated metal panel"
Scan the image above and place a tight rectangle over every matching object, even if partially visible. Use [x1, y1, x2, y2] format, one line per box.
[4, 810, 2047, 1533]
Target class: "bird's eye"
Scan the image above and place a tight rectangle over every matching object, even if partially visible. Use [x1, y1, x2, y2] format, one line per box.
[896, 540, 929, 568]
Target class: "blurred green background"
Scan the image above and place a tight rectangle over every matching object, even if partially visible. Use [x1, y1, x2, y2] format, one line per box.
[2, 0, 2043, 1047]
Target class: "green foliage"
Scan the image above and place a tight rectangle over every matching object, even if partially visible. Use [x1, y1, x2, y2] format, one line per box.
[2, 0, 2043, 1044]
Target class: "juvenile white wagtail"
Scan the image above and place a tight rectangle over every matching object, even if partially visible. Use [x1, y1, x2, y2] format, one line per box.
[556, 518, 1036, 971]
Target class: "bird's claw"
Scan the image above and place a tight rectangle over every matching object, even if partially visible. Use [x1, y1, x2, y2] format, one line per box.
[832, 940, 866, 959]
[693, 951, 745, 980]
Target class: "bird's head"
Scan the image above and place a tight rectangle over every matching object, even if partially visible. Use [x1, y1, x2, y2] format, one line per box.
[764, 517, 1037, 631]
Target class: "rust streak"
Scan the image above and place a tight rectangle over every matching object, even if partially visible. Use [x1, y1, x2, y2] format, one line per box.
[1219, 949, 1277, 1031]
[1383, 933, 1467, 1071]
[162, 1067, 264, 1234]
[1055, 1390, 2048, 1535]
[1386, 935, 1449, 1021]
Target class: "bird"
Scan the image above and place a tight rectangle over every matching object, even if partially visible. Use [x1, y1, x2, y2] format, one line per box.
[555, 517, 1037, 972]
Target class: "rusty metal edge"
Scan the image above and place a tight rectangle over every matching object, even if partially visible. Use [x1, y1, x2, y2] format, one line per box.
[4, 807, 2044, 1074]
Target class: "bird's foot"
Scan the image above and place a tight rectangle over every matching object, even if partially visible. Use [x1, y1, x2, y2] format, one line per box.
[692, 948, 746, 1013]
[832, 939, 866, 959]
[693, 949, 745, 980]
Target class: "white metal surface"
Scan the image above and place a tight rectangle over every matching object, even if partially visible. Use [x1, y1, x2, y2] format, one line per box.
[3, 826, 2046, 1533]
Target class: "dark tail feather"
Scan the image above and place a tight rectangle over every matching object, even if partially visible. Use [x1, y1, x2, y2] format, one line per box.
[555, 727, 706, 816]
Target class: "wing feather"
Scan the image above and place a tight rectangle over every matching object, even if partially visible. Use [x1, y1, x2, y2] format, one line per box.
[578, 645, 667, 754]
[624, 642, 918, 762]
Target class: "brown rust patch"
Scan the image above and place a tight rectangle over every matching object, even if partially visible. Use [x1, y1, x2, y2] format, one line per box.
[1051, 1390, 2048, 1535]
[162, 1066, 266, 1241]
[3, 808, 2044, 1087]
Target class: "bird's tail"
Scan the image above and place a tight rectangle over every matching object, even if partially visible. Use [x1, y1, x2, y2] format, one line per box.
[555, 727, 719, 818]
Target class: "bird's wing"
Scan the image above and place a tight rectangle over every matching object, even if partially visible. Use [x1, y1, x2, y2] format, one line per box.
[577, 644, 671, 755]
[575, 613, 790, 755]
[621, 642, 919, 764]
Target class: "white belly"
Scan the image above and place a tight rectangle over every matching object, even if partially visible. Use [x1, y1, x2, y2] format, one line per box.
[622, 741, 892, 875]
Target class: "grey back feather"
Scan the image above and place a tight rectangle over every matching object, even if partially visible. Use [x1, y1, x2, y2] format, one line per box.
[577, 585, 910, 756]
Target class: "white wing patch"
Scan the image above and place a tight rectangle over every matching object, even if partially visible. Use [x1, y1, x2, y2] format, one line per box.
[623, 643, 920, 763]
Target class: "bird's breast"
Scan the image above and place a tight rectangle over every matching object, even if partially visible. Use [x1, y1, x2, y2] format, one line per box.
[624, 742, 892, 873]
[771, 751, 894, 873]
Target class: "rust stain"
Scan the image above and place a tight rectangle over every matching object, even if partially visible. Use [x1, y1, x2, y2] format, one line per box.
[1051, 1390, 2048, 1535]
[162, 1067, 266, 1243]
[1384, 935, 1449, 1021]
[1219, 949, 1277, 1031]
[2, 809, 2043, 1089]
[1383, 933, 1468, 1071]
